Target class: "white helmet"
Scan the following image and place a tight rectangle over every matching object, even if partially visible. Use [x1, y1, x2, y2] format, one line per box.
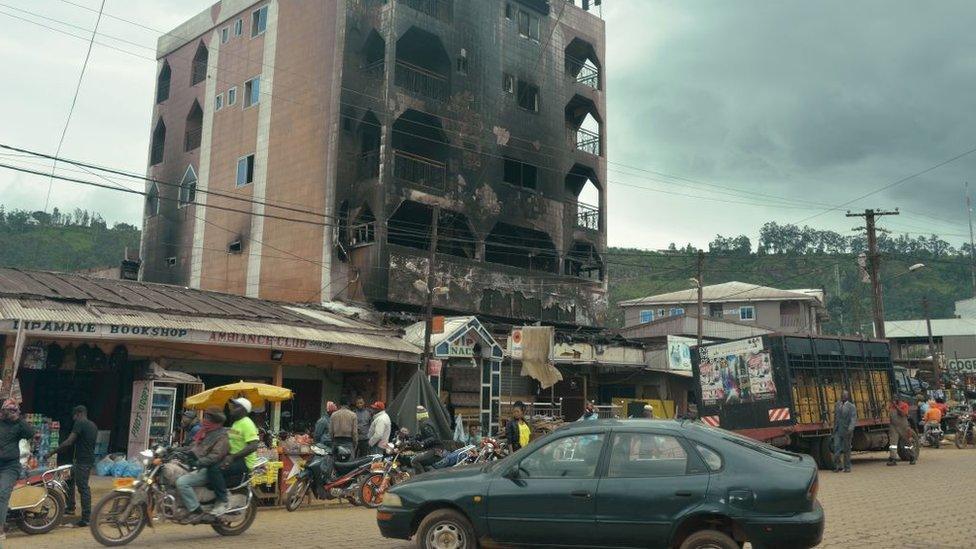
[230, 397, 253, 413]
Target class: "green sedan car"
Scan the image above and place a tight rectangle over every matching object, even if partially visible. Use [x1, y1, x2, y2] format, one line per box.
[377, 419, 823, 549]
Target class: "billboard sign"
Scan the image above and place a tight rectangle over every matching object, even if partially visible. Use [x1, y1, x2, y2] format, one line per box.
[698, 338, 775, 405]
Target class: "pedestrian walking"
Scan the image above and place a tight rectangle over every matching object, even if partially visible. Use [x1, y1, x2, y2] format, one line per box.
[52, 405, 98, 526]
[505, 403, 531, 453]
[887, 399, 916, 466]
[0, 399, 34, 542]
[354, 397, 373, 458]
[366, 401, 391, 454]
[831, 390, 857, 473]
[313, 401, 337, 446]
[329, 400, 358, 457]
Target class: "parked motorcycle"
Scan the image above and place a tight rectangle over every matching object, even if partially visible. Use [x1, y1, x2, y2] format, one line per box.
[283, 443, 382, 512]
[89, 447, 266, 546]
[359, 439, 415, 509]
[955, 412, 975, 449]
[923, 422, 944, 448]
[5, 466, 70, 535]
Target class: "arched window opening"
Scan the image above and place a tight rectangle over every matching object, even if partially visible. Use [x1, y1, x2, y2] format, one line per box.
[178, 165, 197, 207]
[191, 42, 209, 85]
[184, 100, 203, 152]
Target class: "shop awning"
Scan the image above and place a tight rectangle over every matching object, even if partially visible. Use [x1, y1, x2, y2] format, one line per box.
[0, 298, 420, 363]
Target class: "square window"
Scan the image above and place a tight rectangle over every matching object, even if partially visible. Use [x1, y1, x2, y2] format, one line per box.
[639, 310, 654, 324]
[252, 5, 268, 37]
[739, 306, 756, 321]
[234, 18, 243, 36]
[505, 4, 513, 19]
[244, 77, 261, 107]
[221, 27, 229, 44]
[227, 86, 237, 106]
[529, 15, 541, 41]
[236, 154, 255, 187]
[215, 93, 223, 111]
[518, 10, 530, 38]
[503, 157, 537, 190]
[502, 73, 514, 94]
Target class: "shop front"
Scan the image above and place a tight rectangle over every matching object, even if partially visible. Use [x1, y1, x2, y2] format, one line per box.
[404, 317, 504, 435]
[0, 268, 421, 459]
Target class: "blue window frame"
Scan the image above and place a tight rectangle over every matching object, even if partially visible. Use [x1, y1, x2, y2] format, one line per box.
[639, 310, 654, 324]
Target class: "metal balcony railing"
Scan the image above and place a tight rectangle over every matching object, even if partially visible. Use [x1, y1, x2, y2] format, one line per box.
[358, 150, 380, 180]
[350, 222, 375, 246]
[362, 60, 385, 80]
[576, 202, 599, 230]
[184, 126, 202, 152]
[400, 0, 453, 22]
[394, 60, 449, 101]
[575, 127, 601, 156]
[393, 149, 446, 190]
[566, 56, 600, 90]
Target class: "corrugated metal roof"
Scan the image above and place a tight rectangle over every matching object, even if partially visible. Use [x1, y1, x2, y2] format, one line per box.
[619, 313, 774, 341]
[403, 316, 478, 348]
[0, 268, 420, 361]
[618, 281, 825, 307]
[885, 318, 976, 338]
[0, 298, 420, 359]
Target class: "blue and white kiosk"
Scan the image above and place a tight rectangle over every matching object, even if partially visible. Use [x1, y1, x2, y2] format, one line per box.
[405, 316, 504, 435]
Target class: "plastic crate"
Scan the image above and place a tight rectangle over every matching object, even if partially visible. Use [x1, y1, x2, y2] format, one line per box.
[251, 460, 283, 486]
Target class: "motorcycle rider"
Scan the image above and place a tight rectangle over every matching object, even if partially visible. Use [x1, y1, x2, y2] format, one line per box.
[220, 398, 260, 501]
[411, 406, 444, 475]
[0, 399, 34, 541]
[887, 399, 916, 466]
[922, 400, 943, 444]
[174, 407, 229, 522]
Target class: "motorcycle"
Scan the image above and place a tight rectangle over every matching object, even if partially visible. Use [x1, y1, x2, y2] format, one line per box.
[955, 412, 975, 449]
[5, 465, 71, 535]
[359, 439, 416, 509]
[923, 422, 944, 448]
[283, 443, 383, 512]
[89, 447, 266, 546]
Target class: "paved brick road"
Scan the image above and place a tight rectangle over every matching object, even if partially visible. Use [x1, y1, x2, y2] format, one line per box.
[7, 446, 975, 548]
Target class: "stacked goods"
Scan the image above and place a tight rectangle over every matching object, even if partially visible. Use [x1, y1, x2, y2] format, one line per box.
[791, 375, 820, 424]
[24, 413, 59, 468]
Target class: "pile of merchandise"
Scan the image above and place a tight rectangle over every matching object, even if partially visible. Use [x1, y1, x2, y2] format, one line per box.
[25, 413, 60, 469]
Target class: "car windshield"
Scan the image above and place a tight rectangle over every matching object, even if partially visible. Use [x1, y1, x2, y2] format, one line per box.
[695, 423, 799, 462]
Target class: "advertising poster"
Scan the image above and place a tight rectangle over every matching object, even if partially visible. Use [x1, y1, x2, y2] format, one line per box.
[667, 336, 694, 371]
[698, 338, 776, 405]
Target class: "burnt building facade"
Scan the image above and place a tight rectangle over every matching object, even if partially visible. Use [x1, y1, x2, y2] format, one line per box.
[141, 0, 608, 327]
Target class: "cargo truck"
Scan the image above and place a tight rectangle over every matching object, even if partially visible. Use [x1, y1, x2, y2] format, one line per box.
[691, 334, 912, 469]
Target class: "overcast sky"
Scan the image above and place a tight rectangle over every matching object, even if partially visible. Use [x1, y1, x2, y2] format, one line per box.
[1, 0, 974, 250]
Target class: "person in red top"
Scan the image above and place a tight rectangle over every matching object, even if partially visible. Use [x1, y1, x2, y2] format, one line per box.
[887, 400, 916, 466]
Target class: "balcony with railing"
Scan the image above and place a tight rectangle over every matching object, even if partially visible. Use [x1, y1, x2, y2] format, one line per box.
[400, 0, 453, 22]
[394, 60, 449, 101]
[362, 59, 385, 80]
[780, 314, 809, 331]
[575, 127, 600, 156]
[393, 149, 446, 190]
[358, 150, 380, 180]
[576, 202, 599, 230]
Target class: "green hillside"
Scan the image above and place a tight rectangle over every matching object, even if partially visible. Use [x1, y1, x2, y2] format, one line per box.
[0, 207, 140, 272]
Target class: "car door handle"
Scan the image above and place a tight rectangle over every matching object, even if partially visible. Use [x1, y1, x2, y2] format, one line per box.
[674, 491, 693, 497]
[570, 490, 592, 499]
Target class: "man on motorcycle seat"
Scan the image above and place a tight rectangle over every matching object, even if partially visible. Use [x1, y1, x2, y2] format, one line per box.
[215, 398, 260, 514]
[174, 407, 229, 521]
[411, 406, 445, 475]
[923, 403, 943, 434]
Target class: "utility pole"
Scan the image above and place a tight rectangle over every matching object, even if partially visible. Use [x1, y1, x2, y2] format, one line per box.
[847, 208, 899, 339]
[923, 296, 942, 389]
[420, 206, 441, 373]
[696, 250, 704, 347]
[967, 182, 976, 297]
[833, 263, 845, 331]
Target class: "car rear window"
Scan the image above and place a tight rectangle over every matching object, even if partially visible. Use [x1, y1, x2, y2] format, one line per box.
[696, 424, 799, 462]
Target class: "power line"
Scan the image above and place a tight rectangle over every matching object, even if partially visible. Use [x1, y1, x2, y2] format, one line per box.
[42, 0, 106, 213]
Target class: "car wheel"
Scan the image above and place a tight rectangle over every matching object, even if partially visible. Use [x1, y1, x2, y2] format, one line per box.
[417, 509, 478, 549]
[679, 529, 740, 549]
[815, 436, 834, 470]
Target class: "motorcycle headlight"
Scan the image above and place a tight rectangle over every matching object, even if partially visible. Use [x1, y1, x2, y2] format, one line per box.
[383, 493, 403, 508]
[141, 457, 151, 466]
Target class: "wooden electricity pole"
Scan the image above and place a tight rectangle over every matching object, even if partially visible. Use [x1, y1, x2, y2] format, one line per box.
[696, 250, 704, 347]
[923, 296, 942, 389]
[420, 206, 441, 372]
[847, 209, 899, 339]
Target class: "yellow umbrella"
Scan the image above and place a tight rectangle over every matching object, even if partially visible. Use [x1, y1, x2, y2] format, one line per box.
[184, 381, 293, 411]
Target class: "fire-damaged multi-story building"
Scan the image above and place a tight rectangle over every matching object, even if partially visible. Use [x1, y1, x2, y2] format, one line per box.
[141, 0, 607, 327]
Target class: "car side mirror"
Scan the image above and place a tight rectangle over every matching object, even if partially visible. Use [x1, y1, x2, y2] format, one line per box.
[502, 466, 520, 480]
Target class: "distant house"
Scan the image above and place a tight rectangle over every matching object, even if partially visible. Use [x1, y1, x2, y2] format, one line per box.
[618, 281, 828, 334]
